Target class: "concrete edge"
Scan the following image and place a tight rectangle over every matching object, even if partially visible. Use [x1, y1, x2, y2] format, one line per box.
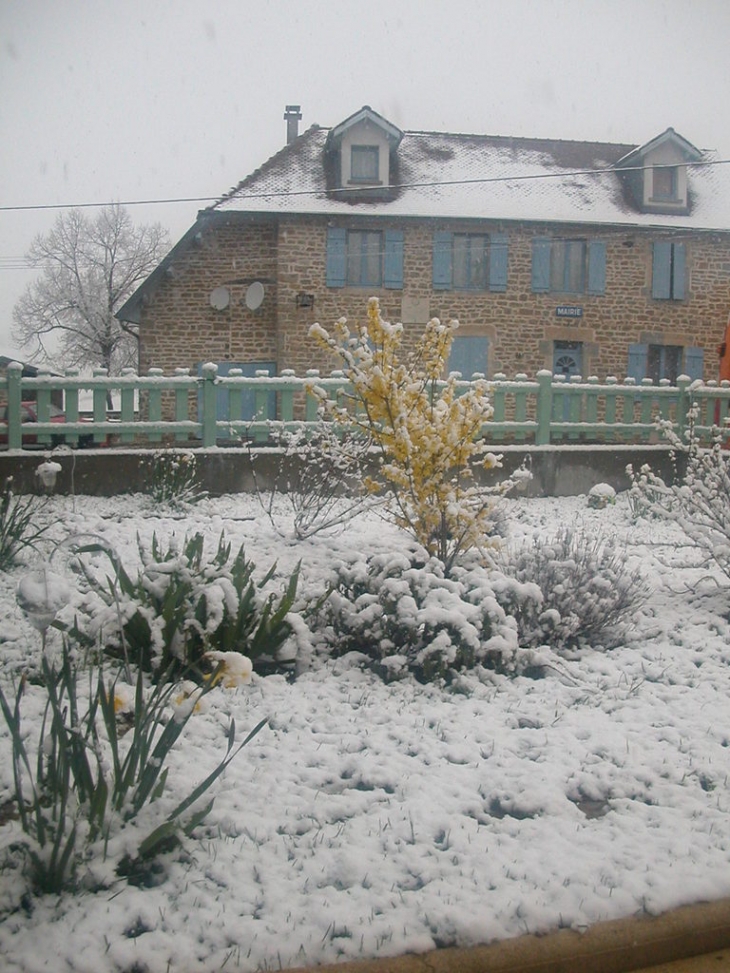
[282, 897, 730, 973]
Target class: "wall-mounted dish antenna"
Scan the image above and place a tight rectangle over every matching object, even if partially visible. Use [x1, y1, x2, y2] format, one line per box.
[210, 286, 230, 311]
[245, 281, 265, 311]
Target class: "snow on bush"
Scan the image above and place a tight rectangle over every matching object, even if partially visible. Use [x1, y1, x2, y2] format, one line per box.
[494, 525, 648, 653]
[628, 420, 730, 581]
[315, 547, 523, 683]
[587, 483, 616, 509]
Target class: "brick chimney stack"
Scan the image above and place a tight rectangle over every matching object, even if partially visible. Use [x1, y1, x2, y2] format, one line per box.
[284, 105, 302, 145]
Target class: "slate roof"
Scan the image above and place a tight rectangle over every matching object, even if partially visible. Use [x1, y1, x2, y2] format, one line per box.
[211, 124, 730, 231]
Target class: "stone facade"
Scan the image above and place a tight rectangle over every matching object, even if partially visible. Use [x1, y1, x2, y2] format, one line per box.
[137, 214, 730, 384]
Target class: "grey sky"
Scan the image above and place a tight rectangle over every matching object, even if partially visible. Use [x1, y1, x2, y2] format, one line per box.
[2, 0, 729, 362]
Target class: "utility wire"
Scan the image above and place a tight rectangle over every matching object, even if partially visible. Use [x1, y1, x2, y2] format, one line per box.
[0, 157, 728, 214]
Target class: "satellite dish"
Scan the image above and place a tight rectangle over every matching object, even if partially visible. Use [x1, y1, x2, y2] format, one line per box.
[245, 281, 265, 311]
[210, 286, 230, 311]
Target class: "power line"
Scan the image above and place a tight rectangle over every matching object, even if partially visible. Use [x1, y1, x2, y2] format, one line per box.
[0, 157, 728, 214]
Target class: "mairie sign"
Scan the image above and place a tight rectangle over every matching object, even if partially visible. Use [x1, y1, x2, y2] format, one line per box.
[555, 305, 583, 318]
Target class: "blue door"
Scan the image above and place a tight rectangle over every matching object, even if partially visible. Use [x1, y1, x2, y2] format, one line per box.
[553, 341, 582, 378]
[553, 342, 582, 423]
[448, 335, 489, 378]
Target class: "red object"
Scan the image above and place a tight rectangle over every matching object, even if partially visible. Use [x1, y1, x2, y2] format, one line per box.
[0, 402, 99, 448]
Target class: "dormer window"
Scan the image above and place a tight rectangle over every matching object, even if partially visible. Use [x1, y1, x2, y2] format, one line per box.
[652, 165, 678, 201]
[325, 106, 403, 200]
[614, 128, 701, 215]
[350, 146, 380, 183]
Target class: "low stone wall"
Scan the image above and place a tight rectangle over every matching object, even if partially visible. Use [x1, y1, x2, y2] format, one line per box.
[0, 445, 681, 499]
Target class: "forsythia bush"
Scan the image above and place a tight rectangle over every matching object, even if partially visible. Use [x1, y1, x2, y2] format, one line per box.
[310, 298, 510, 573]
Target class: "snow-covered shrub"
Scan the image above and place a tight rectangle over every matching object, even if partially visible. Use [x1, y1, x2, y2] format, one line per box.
[141, 449, 205, 508]
[495, 526, 648, 652]
[73, 531, 302, 679]
[315, 548, 521, 683]
[251, 423, 376, 539]
[587, 483, 616, 509]
[628, 423, 730, 579]
[0, 640, 267, 895]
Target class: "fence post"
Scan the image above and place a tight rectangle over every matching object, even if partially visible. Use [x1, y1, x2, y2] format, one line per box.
[120, 368, 136, 444]
[280, 369, 295, 424]
[93, 368, 107, 444]
[253, 370, 271, 444]
[604, 376, 618, 442]
[147, 368, 163, 441]
[6, 362, 22, 450]
[676, 374, 692, 443]
[35, 374, 52, 446]
[305, 370, 320, 423]
[201, 363, 218, 447]
[536, 369, 553, 445]
[174, 368, 191, 443]
[64, 368, 80, 447]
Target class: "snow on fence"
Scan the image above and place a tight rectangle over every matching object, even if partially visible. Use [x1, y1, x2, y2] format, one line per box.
[2, 361, 730, 450]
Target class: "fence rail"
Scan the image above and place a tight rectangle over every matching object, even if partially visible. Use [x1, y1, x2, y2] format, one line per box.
[3, 362, 730, 450]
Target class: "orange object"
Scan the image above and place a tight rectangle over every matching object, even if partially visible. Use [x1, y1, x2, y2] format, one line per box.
[715, 317, 730, 428]
[719, 320, 730, 382]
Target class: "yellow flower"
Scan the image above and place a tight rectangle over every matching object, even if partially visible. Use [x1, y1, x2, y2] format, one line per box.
[202, 651, 253, 688]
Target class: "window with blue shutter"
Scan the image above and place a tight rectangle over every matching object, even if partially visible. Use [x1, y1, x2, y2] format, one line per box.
[448, 335, 489, 378]
[628, 343, 701, 384]
[531, 237, 605, 295]
[587, 241, 607, 295]
[383, 230, 404, 289]
[684, 346, 704, 380]
[489, 232, 509, 291]
[672, 244, 686, 300]
[432, 231, 507, 291]
[327, 227, 404, 289]
[433, 231, 454, 290]
[652, 242, 686, 300]
[326, 228, 347, 288]
[531, 237, 551, 292]
[627, 344, 648, 382]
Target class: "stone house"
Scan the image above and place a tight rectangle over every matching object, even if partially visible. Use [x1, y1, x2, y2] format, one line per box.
[118, 105, 730, 395]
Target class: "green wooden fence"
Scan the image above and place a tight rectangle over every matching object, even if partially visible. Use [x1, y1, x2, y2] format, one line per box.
[3, 361, 730, 450]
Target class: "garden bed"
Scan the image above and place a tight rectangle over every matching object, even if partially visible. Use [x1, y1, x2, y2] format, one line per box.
[1, 491, 729, 973]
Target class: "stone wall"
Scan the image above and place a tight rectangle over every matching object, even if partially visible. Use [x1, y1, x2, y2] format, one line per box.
[0, 446, 681, 499]
[139, 213, 730, 383]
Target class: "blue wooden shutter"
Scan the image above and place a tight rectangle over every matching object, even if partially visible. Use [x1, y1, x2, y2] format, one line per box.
[432, 231, 453, 290]
[684, 346, 703, 380]
[531, 237, 551, 292]
[383, 229, 404, 289]
[627, 343, 648, 382]
[489, 232, 508, 292]
[587, 241, 606, 295]
[326, 227, 347, 287]
[652, 242, 672, 299]
[672, 243, 686, 300]
[448, 335, 489, 378]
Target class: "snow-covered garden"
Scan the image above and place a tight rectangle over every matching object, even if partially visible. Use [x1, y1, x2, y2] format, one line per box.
[0, 482, 730, 973]
[3, 300, 730, 973]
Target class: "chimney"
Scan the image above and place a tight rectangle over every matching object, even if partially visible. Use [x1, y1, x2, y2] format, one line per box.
[284, 105, 302, 144]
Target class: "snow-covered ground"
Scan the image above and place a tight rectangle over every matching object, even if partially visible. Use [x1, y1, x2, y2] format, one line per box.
[1, 490, 730, 973]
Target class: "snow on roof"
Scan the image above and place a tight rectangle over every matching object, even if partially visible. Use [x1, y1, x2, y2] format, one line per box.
[211, 125, 730, 231]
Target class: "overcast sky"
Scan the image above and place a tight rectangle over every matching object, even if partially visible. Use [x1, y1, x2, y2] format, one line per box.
[1, 0, 729, 363]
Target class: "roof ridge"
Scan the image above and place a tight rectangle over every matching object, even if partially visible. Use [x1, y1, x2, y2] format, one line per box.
[404, 129, 636, 150]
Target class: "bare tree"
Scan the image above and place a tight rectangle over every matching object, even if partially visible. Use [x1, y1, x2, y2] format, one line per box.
[12, 204, 169, 373]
